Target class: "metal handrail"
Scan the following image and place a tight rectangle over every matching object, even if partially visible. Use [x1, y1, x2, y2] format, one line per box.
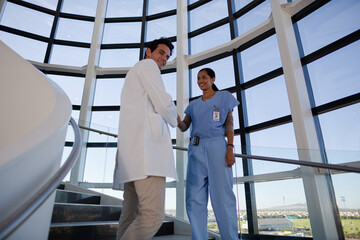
[0, 117, 82, 239]
[79, 125, 360, 174]
[174, 146, 360, 173]
[79, 124, 117, 138]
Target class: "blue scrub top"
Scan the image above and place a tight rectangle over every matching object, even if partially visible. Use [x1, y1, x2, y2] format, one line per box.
[185, 91, 239, 139]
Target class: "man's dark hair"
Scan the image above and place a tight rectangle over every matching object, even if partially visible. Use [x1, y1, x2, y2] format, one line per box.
[145, 37, 174, 58]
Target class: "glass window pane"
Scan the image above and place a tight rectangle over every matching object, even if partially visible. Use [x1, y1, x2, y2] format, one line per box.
[332, 173, 360, 226]
[146, 15, 177, 41]
[190, 56, 235, 97]
[50, 44, 89, 67]
[47, 74, 85, 105]
[165, 188, 177, 215]
[88, 111, 119, 143]
[103, 22, 142, 44]
[245, 76, 291, 126]
[233, 140, 244, 179]
[250, 145, 299, 175]
[0, 2, 53, 37]
[255, 179, 309, 236]
[189, 0, 199, 5]
[319, 104, 360, 163]
[106, 0, 143, 17]
[65, 124, 75, 142]
[56, 18, 94, 43]
[190, 24, 231, 55]
[249, 123, 296, 148]
[61, 0, 98, 17]
[241, 35, 281, 82]
[91, 111, 120, 130]
[296, 0, 360, 55]
[233, 0, 253, 12]
[306, 41, 360, 106]
[169, 124, 176, 140]
[189, 0, 228, 32]
[255, 179, 307, 210]
[233, 182, 246, 227]
[168, 41, 177, 62]
[232, 92, 240, 131]
[249, 124, 297, 174]
[235, 0, 271, 36]
[99, 49, 139, 68]
[0, 31, 47, 62]
[94, 78, 124, 106]
[148, 0, 176, 15]
[162, 72, 176, 100]
[87, 121, 118, 143]
[72, 110, 80, 122]
[84, 148, 116, 183]
[22, 0, 58, 10]
[88, 111, 119, 145]
[162, 72, 177, 139]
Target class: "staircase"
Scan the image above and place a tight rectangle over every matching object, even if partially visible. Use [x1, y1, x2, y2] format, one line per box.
[48, 184, 200, 240]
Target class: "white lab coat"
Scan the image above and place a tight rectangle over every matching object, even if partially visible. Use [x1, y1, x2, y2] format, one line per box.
[113, 59, 178, 190]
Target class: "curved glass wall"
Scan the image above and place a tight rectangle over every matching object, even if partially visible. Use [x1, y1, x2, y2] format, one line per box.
[1, 0, 359, 238]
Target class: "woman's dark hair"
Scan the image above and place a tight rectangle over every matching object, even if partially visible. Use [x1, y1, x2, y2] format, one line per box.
[198, 68, 219, 91]
[145, 37, 174, 58]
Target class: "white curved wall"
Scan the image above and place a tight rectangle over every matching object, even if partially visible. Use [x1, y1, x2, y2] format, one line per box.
[0, 41, 72, 239]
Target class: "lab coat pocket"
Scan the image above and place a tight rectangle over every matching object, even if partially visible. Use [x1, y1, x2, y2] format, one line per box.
[147, 113, 168, 142]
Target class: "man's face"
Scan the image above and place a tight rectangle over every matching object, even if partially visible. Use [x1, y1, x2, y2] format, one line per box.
[145, 44, 171, 69]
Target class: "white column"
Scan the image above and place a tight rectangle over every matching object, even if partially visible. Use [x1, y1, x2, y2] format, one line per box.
[270, 0, 340, 239]
[70, 0, 108, 183]
[175, 0, 189, 220]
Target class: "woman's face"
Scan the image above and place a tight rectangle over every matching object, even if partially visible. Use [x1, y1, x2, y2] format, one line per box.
[197, 70, 214, 91]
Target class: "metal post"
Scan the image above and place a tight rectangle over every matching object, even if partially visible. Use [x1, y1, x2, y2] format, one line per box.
[270, 0, 342, 238]
[175, 0, 190, 220]
[70, 0, 108, 184]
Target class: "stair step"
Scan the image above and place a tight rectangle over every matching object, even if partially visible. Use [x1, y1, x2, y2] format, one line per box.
[49, 221, 174, 240]
[50, 220, 119, 227]
[49, 222, 117, 240]
[50, 184, 179, 239]
[55, 189, 101, 204]
[51, 203, 121, 223]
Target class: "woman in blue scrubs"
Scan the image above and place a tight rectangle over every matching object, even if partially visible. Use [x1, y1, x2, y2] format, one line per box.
[177, 68, 239, 240]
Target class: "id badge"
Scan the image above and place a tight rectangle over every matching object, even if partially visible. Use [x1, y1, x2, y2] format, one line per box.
[213, 111, 220, 121]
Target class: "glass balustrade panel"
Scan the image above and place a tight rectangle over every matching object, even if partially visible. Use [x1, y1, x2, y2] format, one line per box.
[61, 123, 360, 238]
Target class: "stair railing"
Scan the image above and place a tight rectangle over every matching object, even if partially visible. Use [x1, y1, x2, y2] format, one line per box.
[0, 117, 82, 239]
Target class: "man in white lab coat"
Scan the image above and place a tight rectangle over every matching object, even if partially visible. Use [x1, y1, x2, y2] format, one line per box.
[113, 38, 178, 240]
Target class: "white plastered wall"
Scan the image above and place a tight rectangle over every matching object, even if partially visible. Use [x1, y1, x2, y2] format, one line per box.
[0, 40, 71, 239]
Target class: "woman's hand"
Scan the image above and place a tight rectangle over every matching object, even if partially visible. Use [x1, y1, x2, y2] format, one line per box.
[225, 146, 235, 167]
[177, 115, 183, 128]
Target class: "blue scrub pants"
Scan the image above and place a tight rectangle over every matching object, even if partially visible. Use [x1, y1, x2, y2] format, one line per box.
[186, 136, 238, 240]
